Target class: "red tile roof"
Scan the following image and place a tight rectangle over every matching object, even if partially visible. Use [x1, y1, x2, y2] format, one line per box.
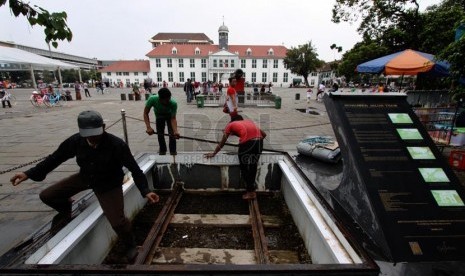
[99, 60, 150, 72]
[150, 33, 213, 42]
[146, 44, 287, 58]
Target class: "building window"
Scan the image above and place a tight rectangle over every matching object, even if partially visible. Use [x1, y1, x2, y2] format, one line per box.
[201, 59, 207, 68]
[213, 59, 217, 68]
[273, 60, 278, 68]
[311, 79, 315, 86]
[143, 72, 148, 76]
[246, 48, 252, 56]
[224, 59, 229, 68]
[195, 47, 200, 55]
[190, 72, 195, 81]
[167, 58, 172, 68]
[156, 59, 161, 67]
[134, 72, 139, 76]
[219, 59, 224, 68]
[123, 72, 129, 76]
[190, 59, 195, 68]
[178, 59, 184, 68]
[262, 59, 267, 69]
[106, 72, 111, 76]
[116, 79, 121, 83]
[135, 79, 140, 84]
[252, 59, 257, 68]
[202, 72, 207, 82]
[311, 72, 317, 77]
[125, 79, 130, 85]
[168, 72, 173, 82]
[241, 59, 246, 68]
[171, 47, 177, 54]
[179, 72, 184, 83]
[268, 48, 274, 56]
[116, 72, 122, 76]
[262, 72, 267, 83]
[272, 72, 278, 82]
[231, 60, 235, 68]
[157, 72, 162, 82]
[283, 72, 288, 83]
[251, 72, 256, 83]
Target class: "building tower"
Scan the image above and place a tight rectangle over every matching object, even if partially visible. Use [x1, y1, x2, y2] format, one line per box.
[218, 21, 229, 50]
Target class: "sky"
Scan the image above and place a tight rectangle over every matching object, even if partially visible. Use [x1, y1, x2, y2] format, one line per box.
[0, 0, 442, 62]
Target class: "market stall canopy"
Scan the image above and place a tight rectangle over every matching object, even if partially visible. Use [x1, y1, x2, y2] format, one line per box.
[356, 49, 450, 76]
[0, 45, 79, 71]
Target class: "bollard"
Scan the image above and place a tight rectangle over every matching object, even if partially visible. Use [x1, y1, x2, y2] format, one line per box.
[121, 109, 129, 146]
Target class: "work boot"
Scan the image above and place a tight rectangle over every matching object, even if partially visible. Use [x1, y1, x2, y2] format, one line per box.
[50, 212, 73, 234]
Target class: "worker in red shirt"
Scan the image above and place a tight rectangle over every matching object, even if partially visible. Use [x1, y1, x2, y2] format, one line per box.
[205, 115, 266, 200]
[225, 76, 238, 116]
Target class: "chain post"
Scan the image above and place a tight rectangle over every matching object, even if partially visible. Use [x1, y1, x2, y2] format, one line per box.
[121, 109, 129, 146]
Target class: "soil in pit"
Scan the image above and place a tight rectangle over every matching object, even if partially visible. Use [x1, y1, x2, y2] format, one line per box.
[103, 191, 311, 264]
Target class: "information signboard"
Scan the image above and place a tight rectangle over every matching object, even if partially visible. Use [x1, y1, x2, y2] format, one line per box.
[324, 93, 465, 262]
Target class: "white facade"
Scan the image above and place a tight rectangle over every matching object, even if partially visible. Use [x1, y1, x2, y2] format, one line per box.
[102, 71, 149, 87]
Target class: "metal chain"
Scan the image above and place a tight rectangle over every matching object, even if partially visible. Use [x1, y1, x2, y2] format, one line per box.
[1, 113, 323, 175]
[0, 119, 123, 175]
[0, 157, 46, 175]
[125, 115, 330, 131]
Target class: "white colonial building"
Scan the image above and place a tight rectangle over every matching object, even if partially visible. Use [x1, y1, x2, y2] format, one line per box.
[100, 23, 321, 88]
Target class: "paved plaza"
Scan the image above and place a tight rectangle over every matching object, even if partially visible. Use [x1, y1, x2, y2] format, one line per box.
[0, 87, 334, 256]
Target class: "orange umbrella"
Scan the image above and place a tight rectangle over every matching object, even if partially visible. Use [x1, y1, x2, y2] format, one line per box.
[357, 49, 450, 76]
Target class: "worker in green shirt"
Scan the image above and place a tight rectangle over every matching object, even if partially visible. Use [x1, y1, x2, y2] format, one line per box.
[143, 88, 180, 155]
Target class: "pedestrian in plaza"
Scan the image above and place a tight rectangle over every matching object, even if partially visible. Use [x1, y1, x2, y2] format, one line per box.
[234, 69, 245, 100]
[0, 89, 11, 108]
[225, 76, 238, 116]
[10, 110, 160, 261]
[144, 88, 180, 155]
[74, 81, 82, 100]
[218, 81, 223, 95]
[306, 87, 313, 103]
[183, 78, 193, 103]
[316, 83, 325, 101]
[205, 115, 266, 200]
[83, 82, 91, 97]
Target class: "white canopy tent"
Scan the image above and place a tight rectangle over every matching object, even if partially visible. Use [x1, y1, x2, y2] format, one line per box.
[0, 45, 79, 88]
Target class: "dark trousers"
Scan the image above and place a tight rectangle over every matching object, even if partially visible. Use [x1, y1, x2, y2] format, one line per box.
[2, 100, 11, 108]
[238, 139, 263, 192]
[84, 89, 91, 97]
[39, 173, 133, 244]
[156, 117, 176, 154]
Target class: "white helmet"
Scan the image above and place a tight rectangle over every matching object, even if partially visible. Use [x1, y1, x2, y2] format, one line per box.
[32, 91, 39, 94]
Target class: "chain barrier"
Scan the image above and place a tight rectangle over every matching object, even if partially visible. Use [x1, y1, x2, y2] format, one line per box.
[0, 113, 328, 175]
[0, 118, 123, 175]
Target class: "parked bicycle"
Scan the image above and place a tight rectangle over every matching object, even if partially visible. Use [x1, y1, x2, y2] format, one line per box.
[43, 91, 68, 107]
[30, 91, 46, 107]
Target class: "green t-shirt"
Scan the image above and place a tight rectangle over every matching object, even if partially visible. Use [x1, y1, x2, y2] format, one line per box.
[146, 95, 177, 119]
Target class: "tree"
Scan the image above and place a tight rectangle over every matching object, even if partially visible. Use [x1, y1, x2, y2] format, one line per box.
[332, 0, 421, 40]
[336, 40, 389, 83]
[1, 0, 72, 48]
[439, 36, 465, 94]
[283, 42, 324, 87]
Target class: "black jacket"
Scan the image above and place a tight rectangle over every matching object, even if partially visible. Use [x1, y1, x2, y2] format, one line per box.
[25, 132, 150, 197]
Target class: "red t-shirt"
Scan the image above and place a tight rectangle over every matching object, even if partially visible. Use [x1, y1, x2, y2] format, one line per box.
[225, 120, 263, 144]
[227, 86, 236, 97]
[236, 77, 245, 92]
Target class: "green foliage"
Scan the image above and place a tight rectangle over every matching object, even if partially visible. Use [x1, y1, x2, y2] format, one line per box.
[337, 41, 389, 82]
[283, 41, 324, 87]
[1, 0, 72, 47]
